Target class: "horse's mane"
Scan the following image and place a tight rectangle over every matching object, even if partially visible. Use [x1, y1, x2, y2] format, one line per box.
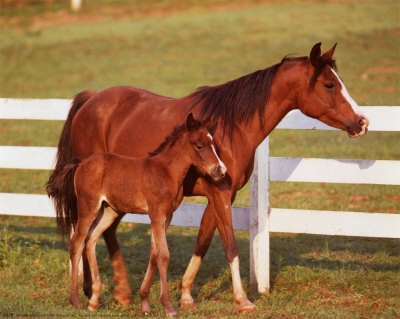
[190, 55, 335, 139]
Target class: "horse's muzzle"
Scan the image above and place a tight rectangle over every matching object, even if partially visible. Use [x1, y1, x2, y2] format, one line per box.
[348, 116, 369, 138]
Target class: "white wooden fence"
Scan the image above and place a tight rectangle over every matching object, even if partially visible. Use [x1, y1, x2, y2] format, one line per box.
[1, 98, 400, 294]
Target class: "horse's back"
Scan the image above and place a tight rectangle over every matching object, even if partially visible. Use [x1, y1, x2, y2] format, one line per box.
[71, 86, 190, 159]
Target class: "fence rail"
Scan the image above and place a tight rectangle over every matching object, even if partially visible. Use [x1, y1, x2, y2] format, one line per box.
[1, 98, 399, 294]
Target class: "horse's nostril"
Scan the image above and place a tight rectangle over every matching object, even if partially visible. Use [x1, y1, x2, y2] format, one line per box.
[359, 118, 365, 126]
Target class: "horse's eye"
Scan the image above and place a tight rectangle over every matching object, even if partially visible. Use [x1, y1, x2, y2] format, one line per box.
[324, 83, 335, 89]
[196, 144, 203, 150]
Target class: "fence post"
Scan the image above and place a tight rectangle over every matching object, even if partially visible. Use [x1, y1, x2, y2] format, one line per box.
[250, 137, 270, 294]
[71, 0, 82, 12]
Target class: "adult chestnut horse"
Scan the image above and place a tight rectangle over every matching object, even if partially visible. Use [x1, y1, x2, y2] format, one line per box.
[47, 43, 369, 313]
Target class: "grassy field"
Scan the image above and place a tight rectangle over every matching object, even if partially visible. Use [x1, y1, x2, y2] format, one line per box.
[1, 0, 399, 317]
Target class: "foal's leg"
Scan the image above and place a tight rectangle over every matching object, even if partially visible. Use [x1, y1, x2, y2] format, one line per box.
[70, 202, 100, 309]
[85, 208, 119, 311]
[139, 231, 157, 314]
[153, 218, 175, 317]
[102, 211, 132, 305]
[140, 217, 175, 317]
[140, 213, 174, 313]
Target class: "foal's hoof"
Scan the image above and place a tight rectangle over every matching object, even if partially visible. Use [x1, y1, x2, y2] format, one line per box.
[166, 309, 177, 317]
[179, 296, 196, 310]
[237, 299, 256, 314]
[69, 296, 82, 310]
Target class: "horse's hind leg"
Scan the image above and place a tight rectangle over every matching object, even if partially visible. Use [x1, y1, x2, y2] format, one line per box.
[70, 202, 100, 309]
[85, 208, 119, 311]
[102, 212, 132, 305]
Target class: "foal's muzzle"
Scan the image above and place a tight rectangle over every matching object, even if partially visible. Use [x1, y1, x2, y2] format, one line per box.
[211, 163, 227, 180]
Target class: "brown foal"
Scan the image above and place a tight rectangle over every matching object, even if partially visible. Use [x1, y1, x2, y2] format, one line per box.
[62, 114, 226, 316]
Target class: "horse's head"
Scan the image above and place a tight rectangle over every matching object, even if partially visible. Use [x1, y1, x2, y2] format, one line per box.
[186, 113, 227, 181]
[296, 43, 369, 138]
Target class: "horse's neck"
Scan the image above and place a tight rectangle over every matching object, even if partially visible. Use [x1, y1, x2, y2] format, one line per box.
[246, 68, 298, 149]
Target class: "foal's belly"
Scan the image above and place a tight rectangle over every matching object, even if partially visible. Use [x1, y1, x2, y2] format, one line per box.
[105, 191, 149, 215]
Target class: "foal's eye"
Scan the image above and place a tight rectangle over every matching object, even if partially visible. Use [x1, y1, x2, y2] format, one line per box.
[324, 83, 335, 89]
[196, 144, 203, 150]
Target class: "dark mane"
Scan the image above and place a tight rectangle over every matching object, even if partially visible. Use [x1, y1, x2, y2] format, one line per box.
[148, 123, 187, 157]
[190, 56, 309, 140]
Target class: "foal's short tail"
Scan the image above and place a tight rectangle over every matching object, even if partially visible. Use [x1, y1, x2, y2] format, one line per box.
[46, 90, 96, 240]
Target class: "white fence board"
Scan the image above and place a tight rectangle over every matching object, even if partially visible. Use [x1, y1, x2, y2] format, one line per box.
[2, 193, 399, 238]
[0, 99, 399, 132]
[270, 208, 400, 238]
[277, 107, 400, 132]
[0, 98, 70, 120]
[0, 146, 56, 170]
[2, 146, 398, 186]
[0, 193, 249, 230]
[270, 157, 400, 185]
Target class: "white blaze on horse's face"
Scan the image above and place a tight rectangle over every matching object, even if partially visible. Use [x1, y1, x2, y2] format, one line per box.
[330, 68, 369, 138]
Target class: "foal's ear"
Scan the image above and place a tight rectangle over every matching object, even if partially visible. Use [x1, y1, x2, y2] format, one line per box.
[310, 42, 322, 67]
[186, 113, 198, 132]
[322, 43, 337, 60]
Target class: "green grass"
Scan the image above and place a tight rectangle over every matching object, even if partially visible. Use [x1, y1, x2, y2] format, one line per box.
[0, 0, 399, 317]
[0, 215, 399, 318]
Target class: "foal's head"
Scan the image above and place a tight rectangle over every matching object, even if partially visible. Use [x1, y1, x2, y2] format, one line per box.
[186, 113, 227, 181]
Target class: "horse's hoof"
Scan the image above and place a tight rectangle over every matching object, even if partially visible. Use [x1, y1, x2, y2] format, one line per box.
[114, 286, 132, 305]
[87, 302, 98, 312]
[179, 296, 196, 310]
[237, 299, 256, 314]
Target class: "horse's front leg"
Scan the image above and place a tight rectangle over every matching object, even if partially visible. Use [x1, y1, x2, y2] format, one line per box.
[102, 210, 132, 305]
[180, 203, 216, 309]
[211, 189, 256, 313]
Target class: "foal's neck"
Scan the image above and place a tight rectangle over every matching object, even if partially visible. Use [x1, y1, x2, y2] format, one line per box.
[152, 131, 193, 181]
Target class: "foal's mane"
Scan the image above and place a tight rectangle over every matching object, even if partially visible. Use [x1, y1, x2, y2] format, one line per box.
[148, 124, 187, 157]
[190, 55, 336, 139]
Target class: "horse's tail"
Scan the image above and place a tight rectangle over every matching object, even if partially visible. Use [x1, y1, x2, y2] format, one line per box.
[46, 90, 96, 240]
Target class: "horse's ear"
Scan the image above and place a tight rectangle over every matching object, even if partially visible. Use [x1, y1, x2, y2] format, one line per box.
[322, 43, 337, 60]
[310, 42, 322, 67]
[186, 113, 197, 132]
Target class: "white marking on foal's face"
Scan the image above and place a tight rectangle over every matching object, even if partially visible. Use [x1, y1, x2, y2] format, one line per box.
[211, 144, 227, 175]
